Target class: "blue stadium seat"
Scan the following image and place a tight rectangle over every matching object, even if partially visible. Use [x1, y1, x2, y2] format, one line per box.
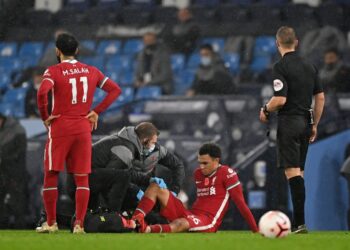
[97, 0, 123, 8]
[93, 88, 106, 103]
[65, 0, 91, 10]
[22, 57, 41, 68]
[253, 36, 277, 57]
[0, 73, 10, 92]
[219, 5, 249, 23]
[2, 87, 28, 118]
[108, 87, 134, 110]
[0, 58, 23, 73]
[173, 70, 195, 95]
[119, 70, 134, 85]
[193, 0, 220, 6]
[135, 86, 161, 100]
[92, 88, 106, 109]
[133, 86, 161, 113]
[80, 56, 105, 70]
[19, 42, 44, 58]
[81, 40, 96, 51]
[259, 0, 288, 5]
[105, 69, 122, 83]
[0, 42, 17, 57]
[153, 7, 177, 24]
[316, 4, 344, 27]
[128, 0, 156, 8]
[226, 0, 252, 5]
[121, 6, 152, 25]
[187, 54, 201, 69]
[250, 4, 281, 22]
[250, 56, 271, 73]
[97, 40, 122, 56]
[283, 4, 315, 25]
[171, 54, 185, 72]
[190, 6, 218, 24]
[117, 87, 134, 104]
[0, 103, 14, 116]
[105, 55, 133, 72]
[123, 39, 143, 55]
[223, 53, 240, 74]
[201, 37, 225, 53]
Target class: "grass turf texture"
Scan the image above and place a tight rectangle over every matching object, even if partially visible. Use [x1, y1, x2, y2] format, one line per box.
[0, 231, 349, 250]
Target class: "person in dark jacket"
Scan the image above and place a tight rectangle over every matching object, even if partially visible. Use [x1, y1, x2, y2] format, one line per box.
[68, 122, 185, 213]
[134, 32, 173, 94]
[0, 113, 28, 228]
[165, 8, 201, 56]
[187, 44, 236, 96]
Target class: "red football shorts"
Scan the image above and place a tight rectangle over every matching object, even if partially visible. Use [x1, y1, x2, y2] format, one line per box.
[44, 132, 91, 174]
[159, 192, 217, 232]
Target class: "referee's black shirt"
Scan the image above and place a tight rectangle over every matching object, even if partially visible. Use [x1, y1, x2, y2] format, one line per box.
[272, 51, 323, 116]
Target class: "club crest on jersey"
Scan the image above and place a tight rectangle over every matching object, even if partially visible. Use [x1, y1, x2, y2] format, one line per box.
[212, 176, 217, 185]
[273, 79, 283, 91]
[204, 178, 210, 186]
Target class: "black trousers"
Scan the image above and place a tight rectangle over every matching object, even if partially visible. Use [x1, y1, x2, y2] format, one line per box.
[277, 115, 312, 169]
[67, 168, 138, 213]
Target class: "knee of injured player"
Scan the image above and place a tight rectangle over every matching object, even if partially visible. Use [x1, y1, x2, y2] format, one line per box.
[144, 183, 170, 203]
[170, 218, 190, 233]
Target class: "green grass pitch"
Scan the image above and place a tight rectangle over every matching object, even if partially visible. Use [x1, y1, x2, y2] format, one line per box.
[0, 230, 349, 250]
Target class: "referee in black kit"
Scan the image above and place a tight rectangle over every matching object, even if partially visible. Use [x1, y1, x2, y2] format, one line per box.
[259, 26, 325, 233]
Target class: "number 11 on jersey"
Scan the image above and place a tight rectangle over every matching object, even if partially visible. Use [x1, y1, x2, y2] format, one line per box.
[69, 76, 88, 104]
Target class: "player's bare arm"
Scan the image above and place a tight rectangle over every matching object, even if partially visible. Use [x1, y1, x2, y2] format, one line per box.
[310, 92, 325, 143]
[260, 96, 286, 123]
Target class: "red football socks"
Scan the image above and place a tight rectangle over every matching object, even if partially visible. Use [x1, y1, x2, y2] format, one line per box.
[150, 224, 171, 233]
[74, 175, 90, 227]
[133, 197, 155, 218]
[43, 171, 59, 226]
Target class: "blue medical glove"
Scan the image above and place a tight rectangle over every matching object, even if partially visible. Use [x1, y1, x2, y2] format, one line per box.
[136, 189, 144, 201]
[149, 177, 167, 189]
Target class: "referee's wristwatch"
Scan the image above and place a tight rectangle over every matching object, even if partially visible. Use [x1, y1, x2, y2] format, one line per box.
[262, 104, 270, 117]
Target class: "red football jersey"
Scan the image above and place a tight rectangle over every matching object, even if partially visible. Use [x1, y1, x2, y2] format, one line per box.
[38, 59, 120, 137]
[190, 165, 240, 229]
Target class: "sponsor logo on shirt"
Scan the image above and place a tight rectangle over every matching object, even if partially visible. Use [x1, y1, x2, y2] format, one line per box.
[197, 186, 217, 197]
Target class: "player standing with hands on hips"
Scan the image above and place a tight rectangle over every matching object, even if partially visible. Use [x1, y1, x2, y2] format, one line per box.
[36, 33, 122, 233]
[259, 26, 325, 233]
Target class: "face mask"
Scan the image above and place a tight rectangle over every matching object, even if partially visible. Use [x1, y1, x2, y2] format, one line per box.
[201, 56, 211, 66]
[143, 143, 156, 156]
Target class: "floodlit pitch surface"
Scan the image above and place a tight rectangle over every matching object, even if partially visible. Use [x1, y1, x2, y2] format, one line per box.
[0, 230, 349, 250]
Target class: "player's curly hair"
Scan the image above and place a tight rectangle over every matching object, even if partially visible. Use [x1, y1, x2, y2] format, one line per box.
[56, 33, 79, 56]
[199, 142, 221, 159]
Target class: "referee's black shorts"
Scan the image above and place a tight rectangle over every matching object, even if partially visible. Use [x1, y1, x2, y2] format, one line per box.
[277, 115, 312, 170]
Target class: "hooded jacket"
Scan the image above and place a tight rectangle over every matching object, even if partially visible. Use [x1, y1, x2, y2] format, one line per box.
[91, 126, 185, 193]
